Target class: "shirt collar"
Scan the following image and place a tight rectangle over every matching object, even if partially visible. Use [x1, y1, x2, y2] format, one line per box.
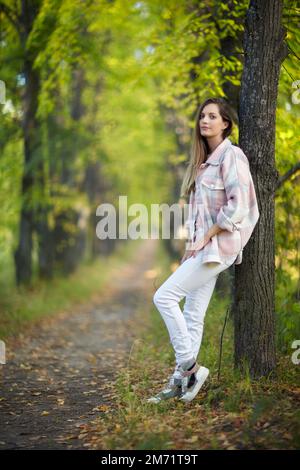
[202, 137, 232, 166]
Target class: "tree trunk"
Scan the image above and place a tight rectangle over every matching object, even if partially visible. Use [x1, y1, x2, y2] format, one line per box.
[35, 204, 54, 280]
[14, 0, 40, 286]
[234, 0, 288, 378]
[52, 67, 87, 274]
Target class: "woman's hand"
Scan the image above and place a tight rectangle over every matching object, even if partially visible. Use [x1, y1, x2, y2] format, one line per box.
[180, 249, 195, 264]
[191, 233, 211, 257]
[181, 225, 224, 263]
[181, 233, 211, 263]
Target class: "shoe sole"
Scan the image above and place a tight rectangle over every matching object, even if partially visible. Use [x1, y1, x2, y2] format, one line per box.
[147, 397, 161, 404]
[147, 387, 182, 404]
[147, 395, 180, 404]
[179, 366, 209, 403]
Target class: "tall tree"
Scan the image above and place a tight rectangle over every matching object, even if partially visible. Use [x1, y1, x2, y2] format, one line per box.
[1, 0, 43, 286]
[234, 0, 289, 378]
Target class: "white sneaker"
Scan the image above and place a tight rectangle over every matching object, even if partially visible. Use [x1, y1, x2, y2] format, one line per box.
[147, 376, 182, 404]
[179, 366, 209, 403]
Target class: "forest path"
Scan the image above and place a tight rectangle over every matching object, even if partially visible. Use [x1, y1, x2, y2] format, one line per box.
[0, 239, 158, 449]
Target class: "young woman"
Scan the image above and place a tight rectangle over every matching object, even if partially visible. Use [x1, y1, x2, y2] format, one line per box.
[148, 97, 260, 404]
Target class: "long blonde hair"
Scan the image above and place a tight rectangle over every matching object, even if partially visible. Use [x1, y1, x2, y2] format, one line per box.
[180, 98, 235, 198]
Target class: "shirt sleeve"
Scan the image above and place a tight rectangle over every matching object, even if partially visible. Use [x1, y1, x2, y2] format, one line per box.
[216, 147, 255, 233]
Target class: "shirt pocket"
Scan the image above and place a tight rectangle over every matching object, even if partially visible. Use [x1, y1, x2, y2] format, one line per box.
[200, 177, 226, 212]
[200, 177, 225, 191]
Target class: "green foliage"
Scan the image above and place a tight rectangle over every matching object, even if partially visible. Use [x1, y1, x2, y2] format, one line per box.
[0, 0, 299, 354]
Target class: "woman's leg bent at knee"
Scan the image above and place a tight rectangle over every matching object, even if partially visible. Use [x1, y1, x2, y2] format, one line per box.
[153, 283, 193, 365]
[170, 275, 218, 381]
[183, 275, 218, 362]
[153, 257, 230, 366]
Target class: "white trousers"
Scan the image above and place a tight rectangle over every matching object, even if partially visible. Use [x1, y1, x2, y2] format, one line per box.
[153, 256, 234, 379]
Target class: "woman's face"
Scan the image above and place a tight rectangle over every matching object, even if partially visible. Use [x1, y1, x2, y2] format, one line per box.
[199, 103, 228, 139]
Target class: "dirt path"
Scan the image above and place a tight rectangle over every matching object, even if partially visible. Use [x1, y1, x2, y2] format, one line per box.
[0, 239, 158, 449]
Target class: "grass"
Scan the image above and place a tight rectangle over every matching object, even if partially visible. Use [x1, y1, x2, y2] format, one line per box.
[0, 238, 143, 340]
[1, 238, 299, 449]
[80, 242, 300, 450]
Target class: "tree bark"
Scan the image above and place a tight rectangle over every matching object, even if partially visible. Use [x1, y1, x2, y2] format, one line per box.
[52, 67, 87, 274]
[14, 0, 41, 285]
[234, 0, 288, 378]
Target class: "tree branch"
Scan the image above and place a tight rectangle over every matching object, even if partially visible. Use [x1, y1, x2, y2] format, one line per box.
[286, 41, 300, 62]
[276, 161, 300, 191]
[281, 63, 297, 82]
[0, 1, 20, 33]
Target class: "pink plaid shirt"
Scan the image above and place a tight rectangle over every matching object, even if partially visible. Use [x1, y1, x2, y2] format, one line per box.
[185, 137, 260, 266]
